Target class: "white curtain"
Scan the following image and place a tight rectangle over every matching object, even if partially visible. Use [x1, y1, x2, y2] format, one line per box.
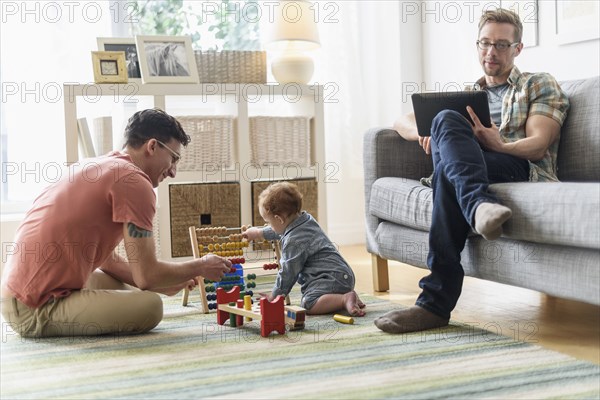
[312, 1, 407, 244]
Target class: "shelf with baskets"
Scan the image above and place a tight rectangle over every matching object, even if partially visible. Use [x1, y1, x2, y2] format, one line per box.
[63, 83, 326, 260]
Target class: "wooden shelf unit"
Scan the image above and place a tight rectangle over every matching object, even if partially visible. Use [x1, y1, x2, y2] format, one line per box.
[63, 83, 327, 260]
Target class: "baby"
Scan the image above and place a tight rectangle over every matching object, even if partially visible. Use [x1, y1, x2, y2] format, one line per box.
[243, 182, 365, 316]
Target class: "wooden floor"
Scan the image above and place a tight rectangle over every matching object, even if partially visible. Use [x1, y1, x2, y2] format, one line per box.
[340, 244, 600, 365]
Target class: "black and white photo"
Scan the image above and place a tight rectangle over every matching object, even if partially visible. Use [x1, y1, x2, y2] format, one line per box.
[136, 35, 199, 83]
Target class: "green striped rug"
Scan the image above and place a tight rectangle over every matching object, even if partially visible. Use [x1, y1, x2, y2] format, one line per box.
[1, 293, 599, 399]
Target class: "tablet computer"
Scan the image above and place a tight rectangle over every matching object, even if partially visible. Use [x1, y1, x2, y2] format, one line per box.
[411, 91, 491, 137]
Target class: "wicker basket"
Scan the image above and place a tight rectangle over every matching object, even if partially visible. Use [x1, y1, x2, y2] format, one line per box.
[249, 116, 312, 167]
[194, 50, 266, 83]
[176, 116, 235, 171]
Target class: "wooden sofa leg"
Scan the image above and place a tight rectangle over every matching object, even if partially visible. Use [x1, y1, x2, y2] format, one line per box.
[372, 255, 389, 292]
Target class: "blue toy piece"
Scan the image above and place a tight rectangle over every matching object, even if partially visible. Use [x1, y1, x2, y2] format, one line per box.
[213, 263, 245, 290]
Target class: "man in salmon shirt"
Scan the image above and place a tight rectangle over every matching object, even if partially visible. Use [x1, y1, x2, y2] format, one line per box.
[1, 109, 232, 337]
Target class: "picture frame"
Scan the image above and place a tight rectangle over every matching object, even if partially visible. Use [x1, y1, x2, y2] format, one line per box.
[135, 35, 199, 84]
[97, 37, 141, 83]
[500, 0, 538, 48]
[91, 51, 128, 84]
[555, 0, 600, 45]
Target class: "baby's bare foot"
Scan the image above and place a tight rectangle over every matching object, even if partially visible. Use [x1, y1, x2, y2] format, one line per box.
[344, 291, 365, 316]
[356, 293, 366, 309]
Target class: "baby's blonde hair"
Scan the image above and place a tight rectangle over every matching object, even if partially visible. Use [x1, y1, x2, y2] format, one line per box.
[259, 182, 303, 218]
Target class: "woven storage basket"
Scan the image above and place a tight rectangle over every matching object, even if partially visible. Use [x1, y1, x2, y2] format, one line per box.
[194, 50, 266, 83]
[249, 116, 312, 167]
[176, 116, 235, 171]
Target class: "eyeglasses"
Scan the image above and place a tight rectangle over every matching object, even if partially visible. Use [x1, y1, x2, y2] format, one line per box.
[155, 139, 181, 165]
[476, 40, 520, 51]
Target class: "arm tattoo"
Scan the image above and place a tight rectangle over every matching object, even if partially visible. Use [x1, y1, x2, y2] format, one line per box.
[127, 223, 153, 238]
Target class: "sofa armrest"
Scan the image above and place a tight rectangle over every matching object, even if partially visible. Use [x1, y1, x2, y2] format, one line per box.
[363, 128, 433, 255]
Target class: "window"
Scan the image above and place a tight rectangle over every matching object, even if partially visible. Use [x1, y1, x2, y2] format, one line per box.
[1, 1, 113, 213]
[130, 0, 261, 50]
[0, 0, 261, 214]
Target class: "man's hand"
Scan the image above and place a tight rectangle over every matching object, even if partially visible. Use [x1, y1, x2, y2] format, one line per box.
[242, 227, 263, 242]
[155, 278, 198, 296]
[467, 106, 505, 152]
[418, 136, 432, 155]
[197, 254, 232, 281]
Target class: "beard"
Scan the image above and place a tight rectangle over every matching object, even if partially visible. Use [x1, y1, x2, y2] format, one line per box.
[482, 59, 508, 77]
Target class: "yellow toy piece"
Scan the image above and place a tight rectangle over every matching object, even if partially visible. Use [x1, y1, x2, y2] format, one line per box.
[333, 314, 354, 324]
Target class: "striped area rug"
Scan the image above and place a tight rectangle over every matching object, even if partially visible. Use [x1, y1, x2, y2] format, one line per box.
[1, 293, 599, 399]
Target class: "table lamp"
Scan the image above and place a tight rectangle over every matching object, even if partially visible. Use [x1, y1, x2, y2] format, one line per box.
[263, 0, 321, 84]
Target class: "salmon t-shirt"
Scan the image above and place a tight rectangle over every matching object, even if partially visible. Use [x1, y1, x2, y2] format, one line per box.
[4, 152, 156, 308]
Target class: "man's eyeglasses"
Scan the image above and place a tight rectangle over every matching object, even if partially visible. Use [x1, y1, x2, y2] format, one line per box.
[155, 139, 181, 165]
[476, 40, 520, 51]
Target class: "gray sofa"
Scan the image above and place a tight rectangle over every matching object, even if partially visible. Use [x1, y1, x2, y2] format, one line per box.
[363, 76, 600, 305]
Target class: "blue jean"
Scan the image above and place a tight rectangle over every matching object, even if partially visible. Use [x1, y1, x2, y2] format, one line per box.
[416, 110, 530, 319]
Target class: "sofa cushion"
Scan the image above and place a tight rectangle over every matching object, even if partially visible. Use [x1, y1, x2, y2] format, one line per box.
[492, 182, 599, 249]
[370, 177, 599, 249]
[370, 178, 433, 233]
[557, 76, 600, 182]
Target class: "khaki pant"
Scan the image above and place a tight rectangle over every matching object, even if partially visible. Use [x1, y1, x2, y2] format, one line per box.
[1, 271, 163, 337]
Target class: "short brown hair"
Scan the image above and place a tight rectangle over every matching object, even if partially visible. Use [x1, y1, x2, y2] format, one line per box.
[123, 108, 190, 149]
[478, 8, 523, 43]
[259, 182, 302, 218]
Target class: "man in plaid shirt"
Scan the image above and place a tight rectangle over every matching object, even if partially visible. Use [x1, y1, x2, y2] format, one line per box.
[376, 8, 570, 334]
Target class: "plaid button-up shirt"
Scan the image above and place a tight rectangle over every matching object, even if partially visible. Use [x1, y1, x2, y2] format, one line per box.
[473, 66, 570, 182]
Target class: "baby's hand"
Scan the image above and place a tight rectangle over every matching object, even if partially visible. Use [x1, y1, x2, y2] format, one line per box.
[256, 292, 274, 302]
[242, 227, 262, 241]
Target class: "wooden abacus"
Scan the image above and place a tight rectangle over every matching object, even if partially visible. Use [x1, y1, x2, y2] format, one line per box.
[182, 224, 290, 313]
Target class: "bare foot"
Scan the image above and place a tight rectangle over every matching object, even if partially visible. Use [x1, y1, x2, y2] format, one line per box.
[356, 293, 366, 309]
[344, 291, 366, 316]
[374, 306, 448, 333]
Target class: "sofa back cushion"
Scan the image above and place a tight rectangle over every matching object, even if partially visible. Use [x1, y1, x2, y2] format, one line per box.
[557, 76, 600, 182]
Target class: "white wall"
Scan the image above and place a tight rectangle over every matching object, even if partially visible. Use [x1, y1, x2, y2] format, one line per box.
[1, 217, 21, 275]
[420, 0, 599, 87]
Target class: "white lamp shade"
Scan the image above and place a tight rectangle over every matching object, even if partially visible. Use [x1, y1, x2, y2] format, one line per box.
[263, 0, 321, 52]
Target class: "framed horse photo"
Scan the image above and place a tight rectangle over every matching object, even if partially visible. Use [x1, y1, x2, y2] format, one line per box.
[135, 35, 199, 84]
